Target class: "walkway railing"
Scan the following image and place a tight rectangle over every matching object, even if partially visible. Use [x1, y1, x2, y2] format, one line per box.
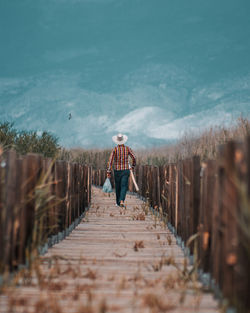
[93, 138, 250, 312]
[0, 150, 92, 273]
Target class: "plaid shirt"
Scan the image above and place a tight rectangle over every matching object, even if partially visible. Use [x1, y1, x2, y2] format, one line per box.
[107, 145, 136, 173]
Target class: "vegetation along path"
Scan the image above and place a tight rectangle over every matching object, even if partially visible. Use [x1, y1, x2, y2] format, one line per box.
[0, 187, 220, 313]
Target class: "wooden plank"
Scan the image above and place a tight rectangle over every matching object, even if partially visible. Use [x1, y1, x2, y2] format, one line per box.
[0, 186, 220, 313]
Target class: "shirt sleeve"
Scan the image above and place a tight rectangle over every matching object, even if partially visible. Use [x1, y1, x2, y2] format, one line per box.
[128, 147, 136, 169]
[107, 148, 115, 173]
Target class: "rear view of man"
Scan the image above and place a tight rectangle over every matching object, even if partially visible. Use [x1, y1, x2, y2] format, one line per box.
[107, 133, 136, 207]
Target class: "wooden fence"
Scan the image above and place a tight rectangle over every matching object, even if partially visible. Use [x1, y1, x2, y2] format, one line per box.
[0, 150, 92, 273]
[93, 138, 250, 312]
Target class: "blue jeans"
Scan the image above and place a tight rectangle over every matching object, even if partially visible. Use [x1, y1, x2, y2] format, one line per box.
[114, 169, 130, 205]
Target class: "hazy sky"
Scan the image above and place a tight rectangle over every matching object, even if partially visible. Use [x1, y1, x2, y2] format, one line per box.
[0, 0, 250, 148]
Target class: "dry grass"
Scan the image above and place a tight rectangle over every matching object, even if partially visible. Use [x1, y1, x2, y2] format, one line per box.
[134, 240, 145, 251]
[57, 117, 250, 168]
[33, 296, 63, 313]
[8, 296, 29, 307]
[99, 299, 108, 313]
[132, 212, 145, 221]
[47, 281, 68, 291]
[166, 234, 172, 245]
[3, 254, 100, 313]
[58, 147, 112, 169]
[136, 116, 250, 165]
[76, 304, 94, 313]
[83, 268, 97, 280]
[142, 293, 176, 312]
[60, 264, 78, 278]
[141, 201, 150, 215]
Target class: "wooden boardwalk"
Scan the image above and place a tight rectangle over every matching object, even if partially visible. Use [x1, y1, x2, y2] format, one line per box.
[0, 187, 220, 313]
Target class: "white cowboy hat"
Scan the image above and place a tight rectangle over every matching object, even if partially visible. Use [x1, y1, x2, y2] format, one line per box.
[112, 133, 128, 145]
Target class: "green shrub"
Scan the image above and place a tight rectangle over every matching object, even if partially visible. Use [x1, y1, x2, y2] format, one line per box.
[0, 121, 17, 149]
[0, 121, 60, 158]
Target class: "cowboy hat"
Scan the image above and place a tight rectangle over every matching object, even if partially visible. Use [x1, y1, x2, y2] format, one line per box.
[112, 133, 128, 145]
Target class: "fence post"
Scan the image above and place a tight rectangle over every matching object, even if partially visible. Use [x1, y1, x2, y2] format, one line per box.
[192, 156, 201, 236]
[210, 155, 221, 289]
[42, 158, 53, 240]
[183, 159, 190, 243]
[66, 162, 71, 227]
[2, 150, 17, 270]
[55, 161, 67, 232]
[0, 152, 3, 270]
[17, 157, 29, 265]
[175, 164, 179, 230]
[199, 159, 215, 272]
[156, 166, 161, 209]
[177, 162, 183, 236]
[88, 166, 92, 208]
[234, 139, 250, 310]
[11, 157, 24, 267]
[25, 154, 43, 256]
[161, 165, 168, 220]
[169, 164, 175, 227]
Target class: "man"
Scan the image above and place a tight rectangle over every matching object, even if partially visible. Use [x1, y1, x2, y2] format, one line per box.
[107, 133, 136, 207]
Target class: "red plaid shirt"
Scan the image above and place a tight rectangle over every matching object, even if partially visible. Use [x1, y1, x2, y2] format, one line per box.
[107, 145, 136, 173]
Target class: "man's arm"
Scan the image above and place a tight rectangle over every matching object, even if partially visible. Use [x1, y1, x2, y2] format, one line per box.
[107, 149, 115, 177]
[128, 147, 136, 169]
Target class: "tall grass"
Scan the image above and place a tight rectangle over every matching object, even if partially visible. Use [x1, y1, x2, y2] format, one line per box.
[58, 148, 112, 169]
[2, 117, 249, 167]
[0, 121, 60, 158]
[136, 116, 250, 165]
[59, 116, 250, 168]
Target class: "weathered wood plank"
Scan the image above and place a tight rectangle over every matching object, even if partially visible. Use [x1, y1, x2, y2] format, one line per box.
[0, 186, 219, 313]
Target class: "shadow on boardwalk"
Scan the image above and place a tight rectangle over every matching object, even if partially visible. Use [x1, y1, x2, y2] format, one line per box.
[0, 187, 220, 313]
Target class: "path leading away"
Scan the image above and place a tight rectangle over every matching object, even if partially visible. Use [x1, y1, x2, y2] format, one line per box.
[0, 187, 220, 313]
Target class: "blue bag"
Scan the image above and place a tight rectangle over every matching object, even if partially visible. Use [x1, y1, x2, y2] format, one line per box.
[102, 178, 112, 193]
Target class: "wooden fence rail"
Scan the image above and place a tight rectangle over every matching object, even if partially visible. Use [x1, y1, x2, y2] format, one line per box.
[0, 150, 92, 273]
[93, 138, 250, 313]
